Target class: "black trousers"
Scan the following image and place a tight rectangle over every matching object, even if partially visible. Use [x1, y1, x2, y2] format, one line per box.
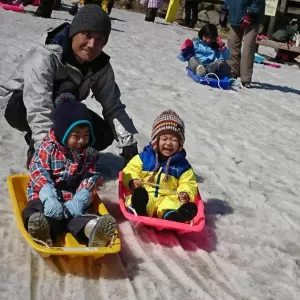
[22, 199, 98, 244]
[4, 91, 115, 157]
[34, 0, 56, 18]
[145, 8, 158, 22]
[185, 1, 198, 28]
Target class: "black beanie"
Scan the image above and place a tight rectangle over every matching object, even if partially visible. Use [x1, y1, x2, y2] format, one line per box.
[69, 4, 111, 43]
[53, 93, 96, 147]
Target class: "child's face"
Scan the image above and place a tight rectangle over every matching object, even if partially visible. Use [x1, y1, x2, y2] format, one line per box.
[158, 133, 180, 157]
[66, 125, 90, 153]
[202, 35, 213, 45]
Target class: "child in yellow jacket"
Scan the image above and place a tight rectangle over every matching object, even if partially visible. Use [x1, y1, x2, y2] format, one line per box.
[123, 110, 198, 223]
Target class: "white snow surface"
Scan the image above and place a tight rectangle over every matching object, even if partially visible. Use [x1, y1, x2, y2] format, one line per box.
[1, 4, 300, 300]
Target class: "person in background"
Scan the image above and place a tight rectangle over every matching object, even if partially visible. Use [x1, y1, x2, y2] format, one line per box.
[181, 0, 199, 28]
[140, 0, 164, 23]
[219, 0, 266, 88]
[178, 24, 231, 78]
[69, 0, 114, 16]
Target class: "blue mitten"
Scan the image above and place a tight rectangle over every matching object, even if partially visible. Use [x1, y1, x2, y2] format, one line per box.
[64, 189, 92, 217]
[39, 185, 64, 220]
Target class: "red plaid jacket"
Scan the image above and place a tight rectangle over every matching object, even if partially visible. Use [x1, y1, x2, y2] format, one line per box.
[27, 129, 102, 202]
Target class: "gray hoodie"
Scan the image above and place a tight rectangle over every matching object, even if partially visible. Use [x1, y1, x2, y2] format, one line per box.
[0, 23, 137, 150]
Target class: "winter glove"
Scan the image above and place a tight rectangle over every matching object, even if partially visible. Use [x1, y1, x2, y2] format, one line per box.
[216, 37, 227, 51]
[180, 39, 195, 60]
[39, 185, 64, 220]
[121, 144, 139, 165]
[219, 8, 228, 28]
[64, 189, 92, 218]
[240, 15, 251, 30]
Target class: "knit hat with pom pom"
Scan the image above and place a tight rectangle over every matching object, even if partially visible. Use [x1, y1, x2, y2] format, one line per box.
[151, 109, 185, 151]
[52, 93, 95, 147]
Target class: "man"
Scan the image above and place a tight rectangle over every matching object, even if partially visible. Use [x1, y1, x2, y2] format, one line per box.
[0, 4, 138, 168]
[219, 0, 266, 88]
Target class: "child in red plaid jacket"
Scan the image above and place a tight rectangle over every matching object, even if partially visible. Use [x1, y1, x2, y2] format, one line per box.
[23, 93, 116, 248]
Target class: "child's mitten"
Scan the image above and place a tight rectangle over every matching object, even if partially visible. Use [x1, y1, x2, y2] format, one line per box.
[39, 185, 64, 220]
[216, 37, 227, 51]
[64, 189, 92, 217]
[240, 15, 251, 30]
[180, 39, 195, 60]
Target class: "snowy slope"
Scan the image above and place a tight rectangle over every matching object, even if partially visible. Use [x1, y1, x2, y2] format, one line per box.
[0, 4, 300, 300]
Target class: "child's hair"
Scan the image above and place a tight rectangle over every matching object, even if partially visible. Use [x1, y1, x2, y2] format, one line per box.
[198, 23, 219, 49]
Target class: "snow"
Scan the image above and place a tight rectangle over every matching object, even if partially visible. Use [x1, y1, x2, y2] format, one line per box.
[1, 3, 300, 300]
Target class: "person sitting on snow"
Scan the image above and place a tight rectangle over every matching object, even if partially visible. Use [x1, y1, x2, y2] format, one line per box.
[0, 4, 138, 169]
[23, 93, 117, 248]
[178, 23, 231, 78]
[122, 109, 198, 223]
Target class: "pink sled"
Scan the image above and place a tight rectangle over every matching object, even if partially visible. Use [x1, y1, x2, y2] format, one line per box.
[118, 172, 205, 234]
[0, 2, 25, 12]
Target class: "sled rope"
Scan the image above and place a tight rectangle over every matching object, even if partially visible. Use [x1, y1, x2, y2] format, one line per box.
[141, 181, 179, 195]
[205, 73, 243, 92]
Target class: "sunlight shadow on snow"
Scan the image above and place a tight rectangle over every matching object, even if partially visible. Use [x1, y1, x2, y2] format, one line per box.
[133, 198, 233, 253]
[252, 81, 300, 96]
[46, 253, 127, 279]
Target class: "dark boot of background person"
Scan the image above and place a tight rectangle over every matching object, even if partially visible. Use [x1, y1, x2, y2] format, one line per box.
[145, 8, 158, 22]
[53, 0, 61, 10]
[69, 3, 78, 16]
[34, 0, 55, 18]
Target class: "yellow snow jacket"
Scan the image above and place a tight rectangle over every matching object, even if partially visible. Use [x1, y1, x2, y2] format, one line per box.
[123, 144, 198, 218]
[79, 0, 110, 14]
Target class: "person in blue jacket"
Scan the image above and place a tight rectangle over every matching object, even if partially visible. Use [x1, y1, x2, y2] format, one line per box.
[178, 24, 231, 78]
[219, 0, 266, 88]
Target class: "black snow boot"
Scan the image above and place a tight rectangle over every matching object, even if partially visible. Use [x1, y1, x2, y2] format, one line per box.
[163, 202, 198, 223]
[131, 186, 149, 216]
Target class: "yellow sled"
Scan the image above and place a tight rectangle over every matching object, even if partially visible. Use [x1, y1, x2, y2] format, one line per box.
[7, 174, 121, 258]
[165, 0, 180, 23]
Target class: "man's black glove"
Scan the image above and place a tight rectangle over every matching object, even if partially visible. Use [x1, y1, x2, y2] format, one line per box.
[121, 145, 138, 165]
[219, 8, 229, 28]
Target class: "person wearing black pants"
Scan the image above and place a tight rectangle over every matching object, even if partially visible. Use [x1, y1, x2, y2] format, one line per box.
[184, 0, 199, 28]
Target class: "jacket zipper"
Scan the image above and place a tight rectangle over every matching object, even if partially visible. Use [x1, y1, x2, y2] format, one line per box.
[154, 169, 162, 198]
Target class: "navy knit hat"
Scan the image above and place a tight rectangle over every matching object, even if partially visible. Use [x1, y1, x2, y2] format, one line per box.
[69, 4, 111, 43]
[53, 93, 96, 147]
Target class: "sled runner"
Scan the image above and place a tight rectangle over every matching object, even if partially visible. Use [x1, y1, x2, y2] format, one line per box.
[7, 174, 121, 258]
[119, 172, 205, 234]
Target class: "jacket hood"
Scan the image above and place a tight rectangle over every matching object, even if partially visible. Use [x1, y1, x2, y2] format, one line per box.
[39, 22, 71, 60]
